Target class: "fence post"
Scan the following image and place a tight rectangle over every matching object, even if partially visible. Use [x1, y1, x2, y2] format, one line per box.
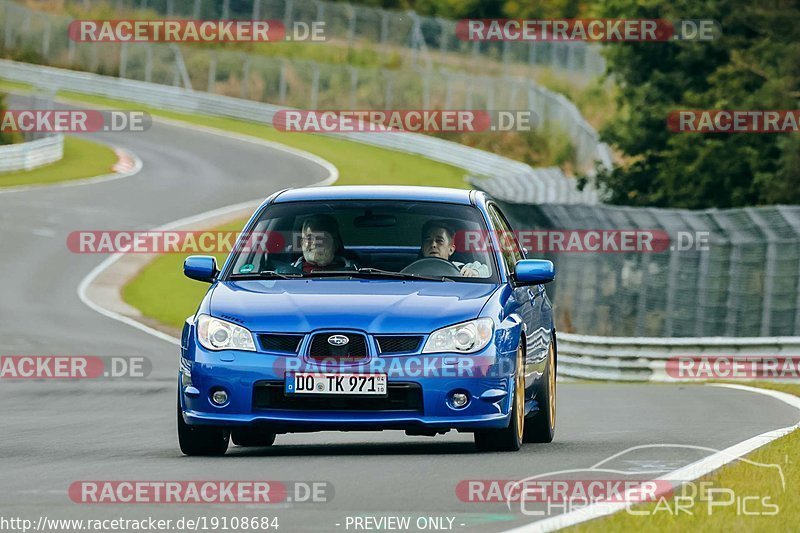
[252, 0, 261, 20]
[528, 42, 537, 64]
[221, 0, 230, 20]
[379, 9, 389, 44]
[193, 0, 201, 19]
[240, 54, 250, 99]
[4, 7, 15, 49]
[314, 0, 324, 24]
[278, 60, 287, 103]
[41, 14, 51, 58]
[501, 40, 510, 73]
[90, 43, 99, 72]
[207, 51, 216, 92]
[348, 66, 358, 109]
[345, 4, 356, 43]
[119, 41, 128, 78]
[383, 70, 393, 109]
[422, 72, 431, 109]
[436, 18, 448, 53]
[68, 34, 76, 63]
[310, 63, 319, 108]
[145, 45, 153, 82]
[283, 0, 294, 29]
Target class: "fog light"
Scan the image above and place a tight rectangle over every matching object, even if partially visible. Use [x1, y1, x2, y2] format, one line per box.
[451, 392, 469, 408]
[211, 390, 228, 405]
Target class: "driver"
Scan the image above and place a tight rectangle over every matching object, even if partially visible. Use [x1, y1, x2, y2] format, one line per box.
[293, 215, 357, 273]
[420, 220, 489, 277]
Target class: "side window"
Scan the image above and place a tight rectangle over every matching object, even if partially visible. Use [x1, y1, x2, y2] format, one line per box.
[488, 205, 522, 273]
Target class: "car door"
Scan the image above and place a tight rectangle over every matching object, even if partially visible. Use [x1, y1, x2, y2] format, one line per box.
[488, 204, 552, 393]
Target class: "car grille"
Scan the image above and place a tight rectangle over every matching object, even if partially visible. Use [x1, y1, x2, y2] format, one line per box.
[253, 381, 423, 412]
[375, 335, 423, 354]
[308, 332, 368, 360]
[258, 334, 303, 354]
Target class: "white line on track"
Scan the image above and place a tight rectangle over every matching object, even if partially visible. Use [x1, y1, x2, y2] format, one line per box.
[503, 383, 800, 532]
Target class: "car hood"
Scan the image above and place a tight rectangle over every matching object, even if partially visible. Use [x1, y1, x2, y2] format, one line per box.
[208, 279, 498, 334]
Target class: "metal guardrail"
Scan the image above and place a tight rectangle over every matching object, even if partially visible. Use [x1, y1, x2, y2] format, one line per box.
[0, 59, 599, 204]
[558, 332, 800, 381]
[0, 134, 64, 172]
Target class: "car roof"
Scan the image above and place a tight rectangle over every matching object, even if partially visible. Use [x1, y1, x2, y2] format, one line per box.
[271, 186, 477, 205]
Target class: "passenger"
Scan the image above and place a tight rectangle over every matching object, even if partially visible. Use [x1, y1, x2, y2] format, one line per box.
[420, 220, 490, 277]
[293, 215, 357, 273]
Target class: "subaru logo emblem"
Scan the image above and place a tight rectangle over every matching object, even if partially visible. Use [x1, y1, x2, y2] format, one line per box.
[328, 335, 350, 346]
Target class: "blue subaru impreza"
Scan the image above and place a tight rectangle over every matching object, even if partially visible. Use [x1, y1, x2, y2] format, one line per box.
[178, 186, 556, 455]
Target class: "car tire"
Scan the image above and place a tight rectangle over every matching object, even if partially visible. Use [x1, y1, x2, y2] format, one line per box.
[523, 336, 556, 443]
[474, 343, 525, 452]
[231, 428, 276, 447]
[177, 401, 229, 456]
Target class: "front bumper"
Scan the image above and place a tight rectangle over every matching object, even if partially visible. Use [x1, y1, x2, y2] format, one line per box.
[180, 341, 517, 432]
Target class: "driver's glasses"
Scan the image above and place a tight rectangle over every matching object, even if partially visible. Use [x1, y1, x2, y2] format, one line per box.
[301, 232, 331, 247]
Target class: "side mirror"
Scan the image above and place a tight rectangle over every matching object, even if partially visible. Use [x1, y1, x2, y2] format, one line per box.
[184, 255, 218, 283]
[514, 259, 555, 284]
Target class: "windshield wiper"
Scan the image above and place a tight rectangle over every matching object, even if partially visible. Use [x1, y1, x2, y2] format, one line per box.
[302, 268, 452, 282]
[229, 270, 303, 280]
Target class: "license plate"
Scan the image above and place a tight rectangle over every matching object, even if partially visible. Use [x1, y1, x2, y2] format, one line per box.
[285, 372, 387, 396]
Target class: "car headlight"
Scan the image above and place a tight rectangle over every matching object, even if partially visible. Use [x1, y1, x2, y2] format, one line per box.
[422, 318, 494, 354]
[196, 314, 255, 351]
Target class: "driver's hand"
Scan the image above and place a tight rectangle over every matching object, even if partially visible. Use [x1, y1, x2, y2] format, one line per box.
[459, 266, 478, 277]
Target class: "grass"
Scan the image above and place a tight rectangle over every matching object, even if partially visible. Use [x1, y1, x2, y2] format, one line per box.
[122, 220, 243, 330]
[0, 135, 118, 188]
[567, 381, 800, 533]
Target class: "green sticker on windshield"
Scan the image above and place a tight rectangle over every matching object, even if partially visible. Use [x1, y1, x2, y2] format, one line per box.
[239, 263, 255, 274]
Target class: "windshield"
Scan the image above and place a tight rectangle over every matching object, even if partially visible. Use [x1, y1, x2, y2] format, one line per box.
[223, 200, 499, 283]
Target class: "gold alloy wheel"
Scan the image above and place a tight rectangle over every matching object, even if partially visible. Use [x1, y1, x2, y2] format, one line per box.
[548, 343, 556, 427]
[515, 344, 525, 442]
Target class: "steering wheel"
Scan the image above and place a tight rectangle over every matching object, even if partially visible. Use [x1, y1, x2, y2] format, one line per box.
[401, 257, 461, 276]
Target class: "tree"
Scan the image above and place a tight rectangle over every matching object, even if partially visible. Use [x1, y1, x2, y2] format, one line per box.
[593, 0, 800, 208]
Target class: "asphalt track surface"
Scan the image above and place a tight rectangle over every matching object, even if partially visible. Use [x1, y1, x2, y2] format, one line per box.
[1, 97, 799, 532]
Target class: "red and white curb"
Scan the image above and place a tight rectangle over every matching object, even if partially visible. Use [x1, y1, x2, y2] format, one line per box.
[0, 144, 142, 195]
[111, 148, 138, 174]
